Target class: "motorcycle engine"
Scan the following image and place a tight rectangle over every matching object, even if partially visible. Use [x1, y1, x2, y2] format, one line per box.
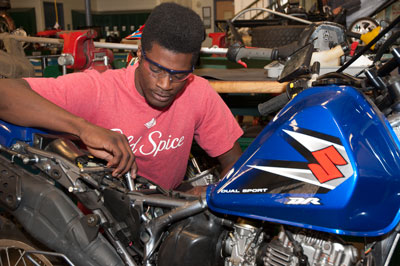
[224, 224, 359, 266]
[223, 223, 266, 266]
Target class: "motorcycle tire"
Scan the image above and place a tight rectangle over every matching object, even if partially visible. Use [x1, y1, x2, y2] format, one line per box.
[348, 17, 379, 45]
[0, 215, 54, 266]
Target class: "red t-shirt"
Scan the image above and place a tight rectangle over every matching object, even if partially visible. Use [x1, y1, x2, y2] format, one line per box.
[25, 64, 243, 189]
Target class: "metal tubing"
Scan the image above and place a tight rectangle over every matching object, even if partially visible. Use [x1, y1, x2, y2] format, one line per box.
[231, 7, 312, 25]
[84, 0, 92, 27]
[0, 34, 63, 45]
[25, 250, 75, 266]
[127, 193, 192, 208]
[94, 41, 138, 51]
[200, 46, 228, 55]
[0, 33, 229, 55]
[125, 172, 134, 191]
[143, 198, 207, 262]
[148, 198, 206, 237]
[384, 233, 400, 266]
[40, 57, 47, 72]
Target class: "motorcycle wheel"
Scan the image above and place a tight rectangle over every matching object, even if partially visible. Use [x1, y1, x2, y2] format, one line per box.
[0, 216, 53, 266]
[0, 239, 53, 266]
[348, 17, 379, 45]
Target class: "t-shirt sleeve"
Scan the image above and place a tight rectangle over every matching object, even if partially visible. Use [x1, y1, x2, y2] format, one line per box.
[193, 78, 243, 157]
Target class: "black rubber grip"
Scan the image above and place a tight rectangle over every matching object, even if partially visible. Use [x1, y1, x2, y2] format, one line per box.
[236, 47, 277, 61]
[258, 92, 290, 116]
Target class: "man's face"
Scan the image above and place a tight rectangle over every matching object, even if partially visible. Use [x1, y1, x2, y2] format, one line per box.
[135, 43, 194, 109]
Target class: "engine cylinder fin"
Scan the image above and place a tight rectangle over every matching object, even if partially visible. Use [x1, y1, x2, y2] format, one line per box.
[264, 244, 293, 266]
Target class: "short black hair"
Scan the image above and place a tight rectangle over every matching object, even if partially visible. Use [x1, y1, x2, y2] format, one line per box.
[141, 2, 205, 64]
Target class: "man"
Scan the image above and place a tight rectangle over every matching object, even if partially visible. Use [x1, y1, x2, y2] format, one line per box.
[0, 3, 243, 191]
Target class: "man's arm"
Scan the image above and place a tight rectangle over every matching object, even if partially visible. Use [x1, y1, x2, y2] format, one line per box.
[217, 141, 242, 177]
[0, 79, 136, 177]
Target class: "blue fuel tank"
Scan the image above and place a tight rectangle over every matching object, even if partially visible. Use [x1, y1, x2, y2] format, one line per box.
[207, 85, 400, 236]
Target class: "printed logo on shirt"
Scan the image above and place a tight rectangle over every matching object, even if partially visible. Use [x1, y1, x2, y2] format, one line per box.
[144, 118, 156, 129]
[111, 128, 184, 157]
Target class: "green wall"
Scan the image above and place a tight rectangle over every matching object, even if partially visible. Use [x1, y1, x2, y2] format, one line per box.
[71, 10, 149, 39]
[8, 8, 37, 35]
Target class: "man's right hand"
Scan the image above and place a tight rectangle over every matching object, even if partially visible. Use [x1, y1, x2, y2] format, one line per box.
[77, 121, 137, 178]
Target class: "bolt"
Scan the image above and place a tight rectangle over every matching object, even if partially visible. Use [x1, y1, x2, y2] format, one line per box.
[43, 163, 51, 171]
[50, 169, 61, 179]
[86, 214, 99, 227]
[58, 53, 74, 66]
[68, 187, 78, 193]
[11, 143, 21, 150]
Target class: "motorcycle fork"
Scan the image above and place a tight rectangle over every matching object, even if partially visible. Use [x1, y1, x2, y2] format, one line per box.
[366, 226, 400, 266]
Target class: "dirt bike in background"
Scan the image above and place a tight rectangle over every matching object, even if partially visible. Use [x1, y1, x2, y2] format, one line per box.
[347, 0, 399, 47]
[0, 0, 14, 49]
[0, 0, 34, 79]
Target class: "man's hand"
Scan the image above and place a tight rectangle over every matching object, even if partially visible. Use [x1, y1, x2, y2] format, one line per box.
[78, 121, 137, 177]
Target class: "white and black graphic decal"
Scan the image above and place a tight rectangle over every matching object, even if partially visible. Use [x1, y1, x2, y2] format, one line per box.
[248, 128, 353, 190]
[217, 127, 353, 194]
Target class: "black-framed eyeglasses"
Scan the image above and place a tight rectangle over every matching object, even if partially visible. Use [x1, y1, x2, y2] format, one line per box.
[142, 49, 194, 83]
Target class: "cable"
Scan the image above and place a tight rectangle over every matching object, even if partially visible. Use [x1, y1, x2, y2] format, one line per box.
[54, 0, 59, 29]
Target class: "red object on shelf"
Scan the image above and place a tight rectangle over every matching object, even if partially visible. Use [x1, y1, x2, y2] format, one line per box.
[208, 32, 227, 57]
[36, 29, 62, 37]
[350, 41, 359, 56]
[209, 32, 227, 48]
[59, 29, 114, 72]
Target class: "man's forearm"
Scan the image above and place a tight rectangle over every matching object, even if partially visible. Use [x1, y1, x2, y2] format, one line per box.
[0, 78, 136, 177]
[218, 142, 243, 177]
[0, 78, 87, 136]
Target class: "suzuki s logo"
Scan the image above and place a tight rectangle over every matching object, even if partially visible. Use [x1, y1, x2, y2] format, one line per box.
[248, 127, 353, 190]
[308, 145, 347, 183]
[285, 197, 321, 205]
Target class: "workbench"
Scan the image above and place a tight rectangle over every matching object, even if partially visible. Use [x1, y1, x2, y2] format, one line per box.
[194, 68, 287, 94]
[194, 68, 286, 140]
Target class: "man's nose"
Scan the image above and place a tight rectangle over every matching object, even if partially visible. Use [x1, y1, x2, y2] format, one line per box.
[156, 73, 173, 90]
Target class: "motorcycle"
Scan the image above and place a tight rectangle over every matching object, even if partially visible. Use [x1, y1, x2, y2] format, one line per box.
[1, 19, 400, 266]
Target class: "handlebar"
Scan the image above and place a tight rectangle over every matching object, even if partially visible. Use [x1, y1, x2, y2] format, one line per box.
[226, 42, 303, 63]
[226, 43, 279, 63]
[258, 92, 290, 116]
